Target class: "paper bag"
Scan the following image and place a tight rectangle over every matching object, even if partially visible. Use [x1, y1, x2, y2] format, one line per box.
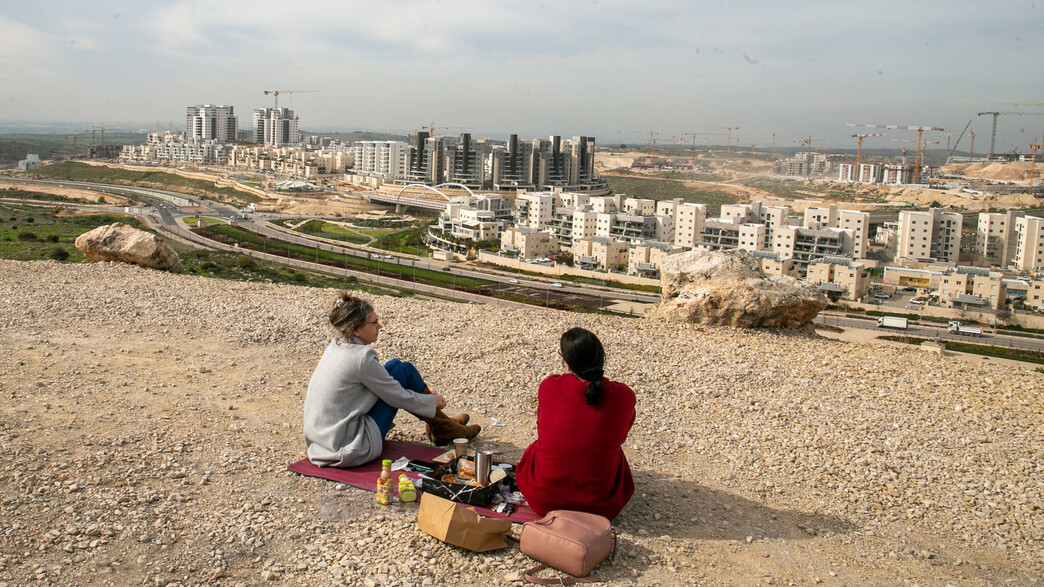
[416, 493, 512, 552]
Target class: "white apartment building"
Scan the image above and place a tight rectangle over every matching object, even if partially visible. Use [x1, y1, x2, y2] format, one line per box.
[771, 225, 855, 271]
[974, 210, 1024, 268]
[896, 208, 962, 262]
[882, 164, 914, 185]
[655, 199, 707, 248]
[837, 163, 856, 182]
[186, 105, 238, 143]
[804, 204, 870, 258]
[1013, 214, 1044, 272]
[514, 193, 555, 228]
[253, 107, 299, 147]
[350, 141, 408, 180]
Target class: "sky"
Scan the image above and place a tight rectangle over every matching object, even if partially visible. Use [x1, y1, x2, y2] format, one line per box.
[1, 1, 1042, 150]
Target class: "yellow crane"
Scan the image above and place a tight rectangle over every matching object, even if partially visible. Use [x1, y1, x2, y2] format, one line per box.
[851, 133, 885, 172]
[85, 125, 106, 146]
[263, 89, 317, 110]
[846, 123, 943, 184]
[711, 126, 740, 152]
[678, 132, 725, 167]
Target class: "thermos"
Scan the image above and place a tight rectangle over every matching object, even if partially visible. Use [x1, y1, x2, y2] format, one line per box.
[476, 450, 493, 485]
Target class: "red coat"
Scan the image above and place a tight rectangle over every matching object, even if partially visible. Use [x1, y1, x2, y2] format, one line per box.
[515, 374, 636, 520]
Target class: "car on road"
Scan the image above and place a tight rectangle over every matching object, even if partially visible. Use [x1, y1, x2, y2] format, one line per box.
[508, 279, 519, 284]
[371, 254, 381, 259]
[550, 282, 563, 288]
[384, 255, 393, 259]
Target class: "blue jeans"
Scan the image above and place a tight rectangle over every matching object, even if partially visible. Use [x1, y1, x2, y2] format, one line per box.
[367, 359, 428, 438]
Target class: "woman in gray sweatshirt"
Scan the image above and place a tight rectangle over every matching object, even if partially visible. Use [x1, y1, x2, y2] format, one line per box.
[303, 292, 480, 467]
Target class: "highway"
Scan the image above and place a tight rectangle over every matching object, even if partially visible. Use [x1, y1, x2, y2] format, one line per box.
[9, 178, 656, 311]
[815, 312, 1044, 352]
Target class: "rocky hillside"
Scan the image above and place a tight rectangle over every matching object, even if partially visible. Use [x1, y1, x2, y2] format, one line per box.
[0, 260, 1041, 585]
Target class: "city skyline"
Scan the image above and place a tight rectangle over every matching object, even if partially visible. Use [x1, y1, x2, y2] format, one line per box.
[1, 1, 1042, 150]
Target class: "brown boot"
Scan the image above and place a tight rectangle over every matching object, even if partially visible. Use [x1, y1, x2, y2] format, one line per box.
[450, 413, 470, 425]
[420, 409, 480, 446]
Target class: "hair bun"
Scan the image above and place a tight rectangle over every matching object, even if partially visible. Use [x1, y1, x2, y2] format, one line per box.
[582, 368, 604, 381]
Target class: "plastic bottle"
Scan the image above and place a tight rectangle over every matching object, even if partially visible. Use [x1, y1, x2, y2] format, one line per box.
[375, 459, 393, 505]
[398, 474, 417, 502]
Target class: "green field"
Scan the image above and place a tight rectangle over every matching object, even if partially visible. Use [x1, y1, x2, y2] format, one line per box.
[879, 335, 1044, 365]
[33, 161, 261, 204]
[603, 175, 738, 216]
[0, 203, 144, 262]
[296, 220, 371, 244]
[0, 188, 94, 204]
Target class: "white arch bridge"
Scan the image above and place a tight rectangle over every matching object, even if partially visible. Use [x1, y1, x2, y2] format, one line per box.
[361, 183, 477, 212]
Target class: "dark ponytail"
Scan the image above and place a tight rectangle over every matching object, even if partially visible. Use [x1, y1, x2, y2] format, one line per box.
[560, 327, 606, 406]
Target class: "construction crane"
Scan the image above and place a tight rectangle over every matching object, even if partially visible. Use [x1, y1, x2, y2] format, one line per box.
[63, 135, 79, 157]
[976, 112, 1044, 160]
[851, 133, 885, 171]
[263, 90, 317, 110]
[422, 122, 471, 137]
[1031, 142, 1039, 198]
[678, 132, 725, 167]
[85, 125, 106, 147]
[969, 131, 975, 161]
[711, 126, 740, 153]
[847, 123, 943, 184]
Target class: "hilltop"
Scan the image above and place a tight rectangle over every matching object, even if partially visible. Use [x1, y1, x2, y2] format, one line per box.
[0, 260, 1041, 585]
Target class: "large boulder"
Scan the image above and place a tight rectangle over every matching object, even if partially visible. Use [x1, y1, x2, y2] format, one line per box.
[647, 249, 826, 328]
[74, 223, 183, 273]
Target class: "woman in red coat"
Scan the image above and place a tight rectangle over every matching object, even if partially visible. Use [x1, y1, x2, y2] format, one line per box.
[516, 327, 636, 520]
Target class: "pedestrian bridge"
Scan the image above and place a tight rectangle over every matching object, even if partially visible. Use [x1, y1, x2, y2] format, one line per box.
[362, 183, 476, 212]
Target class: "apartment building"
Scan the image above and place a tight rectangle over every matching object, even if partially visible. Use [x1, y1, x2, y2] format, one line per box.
[938, 266, 1006, 310]
[806, 257, 870, 301]
[771, 225, 853, 271]
[514, 192, 555, 228]
[753, 251, 799, 277]
[882, 163, 914, 185]
[573, 236, 629, 271]
[350, 141, 408, 180]
[489, 134, 535, 190]
[805, 204, 870, 258]
[429, 198, 508, 254]
[186, 105, 238, 143]
[595, 212, 659, 244]
[154, 140, 230, 165]
[1026, 278, 1044, 310]
[627, 242, 681, 278]
[974, 210, 1024, 267]
[444, 133, 485, 188]
[896, 208, 962, 262]
[1013, 214, 1044, 272]
[500, 226, 559, 260]
[252, 108, 299, 147]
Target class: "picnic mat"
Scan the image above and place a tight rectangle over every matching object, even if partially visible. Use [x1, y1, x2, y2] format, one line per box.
[288, 440, 540, 523]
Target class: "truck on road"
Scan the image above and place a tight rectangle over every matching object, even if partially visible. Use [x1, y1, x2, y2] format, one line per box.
[948, 321, 983, 336]
[877, 316, 908, 329]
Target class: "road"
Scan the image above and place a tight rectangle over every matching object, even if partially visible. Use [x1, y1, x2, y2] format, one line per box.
[815, 312, 1044, 352]
[11, 177, 656, 311]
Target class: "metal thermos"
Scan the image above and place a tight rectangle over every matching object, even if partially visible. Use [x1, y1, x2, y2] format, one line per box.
[476, 450, 493, 485]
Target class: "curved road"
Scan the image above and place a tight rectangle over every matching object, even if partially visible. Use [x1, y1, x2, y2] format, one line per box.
[815, 312, 1044, 352]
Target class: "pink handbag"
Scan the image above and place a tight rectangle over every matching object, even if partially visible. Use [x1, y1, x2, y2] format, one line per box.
[518, 510, 616, 584]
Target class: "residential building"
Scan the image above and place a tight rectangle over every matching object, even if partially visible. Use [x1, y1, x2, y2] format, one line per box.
[806, 257, 870, 301]
[444, 133, 485, 188]
[489, 134, 535, 190]
[514, 192, 555, 228]
[627, 241, 681, 278]
[500, 226, 559, 260]
[804, 204, 870, 258]
[772, 225, 854, 271]
[1013, 214, 1044, 272]
[573, 236, 629, 272]
[16, 154, 41, 171]
[938, 266, 1006, 310]
[1027, 278, 1044, 310]
[896, 208, 962, 262]
[186, 105, 238, 143]
[974, 210, 1024, 267]
[882, 163, 914, 185]
[753, 251, 799, 277]
[350, 141, 408, 180]
[252, 107, 299, 147]
[428, 196, 509, 254]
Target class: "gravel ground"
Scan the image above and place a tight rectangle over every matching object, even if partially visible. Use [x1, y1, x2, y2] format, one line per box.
[1, 260, 1041, 586]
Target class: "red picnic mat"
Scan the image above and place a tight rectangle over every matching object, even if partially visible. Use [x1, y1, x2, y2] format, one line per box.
[288, 440, 540, 523]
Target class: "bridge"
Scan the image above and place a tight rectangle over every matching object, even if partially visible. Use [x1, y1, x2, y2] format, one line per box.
[361, 183, 478, 212]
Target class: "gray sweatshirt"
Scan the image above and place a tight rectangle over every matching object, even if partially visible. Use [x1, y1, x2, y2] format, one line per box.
[303, 337, 437, 467]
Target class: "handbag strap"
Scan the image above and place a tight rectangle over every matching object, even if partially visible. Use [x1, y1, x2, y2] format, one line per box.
[523, 564, 602, 585]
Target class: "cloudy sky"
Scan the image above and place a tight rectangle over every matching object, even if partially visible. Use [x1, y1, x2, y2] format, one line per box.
[2, 1, 1042, 149]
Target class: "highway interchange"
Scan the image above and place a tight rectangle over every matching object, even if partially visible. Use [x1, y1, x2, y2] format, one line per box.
[8, 177, 1044, 353]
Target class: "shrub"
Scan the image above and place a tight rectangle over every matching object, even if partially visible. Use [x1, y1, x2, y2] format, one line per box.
[234, 255, 255, 269]
[25, 217, 34, 223]
[46, 235, 59, 243]
[48, 247, 70, 261]
[17, 230, 38, 241]
[291, 271, 307, 283]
